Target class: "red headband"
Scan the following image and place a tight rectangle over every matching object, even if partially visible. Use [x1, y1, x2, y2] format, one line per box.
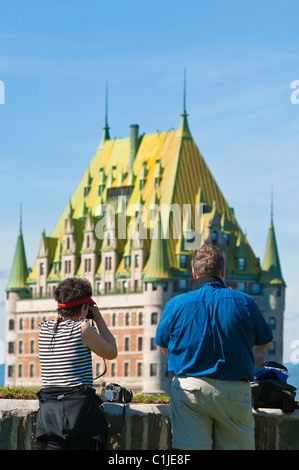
[57, 297, 96, 308]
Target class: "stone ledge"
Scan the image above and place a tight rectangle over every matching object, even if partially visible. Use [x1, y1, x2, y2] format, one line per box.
[1, 399, 299, 450]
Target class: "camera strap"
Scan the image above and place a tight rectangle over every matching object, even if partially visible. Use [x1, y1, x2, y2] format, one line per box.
[93, 358, 107, 380]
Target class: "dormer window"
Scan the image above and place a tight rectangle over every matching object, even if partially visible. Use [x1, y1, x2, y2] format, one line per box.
[211, 231, 218, 245]
[180, 254, 187, 269]
[223, 233, 229, 245]
[124, 256, 130, 269]
[40, 263, 44, 275]
[237, 257, 246, 271]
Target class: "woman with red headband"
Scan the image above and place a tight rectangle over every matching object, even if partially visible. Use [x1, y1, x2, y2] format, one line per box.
[36, 277, 117, 450]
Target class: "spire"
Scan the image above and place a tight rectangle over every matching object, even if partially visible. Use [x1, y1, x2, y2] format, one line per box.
[143, 212, 172, 282]
[6, 208, 28, 292]
[178, 68, 191, 139]
[260, 194, 285, 285]
[98, 81, 110, 149]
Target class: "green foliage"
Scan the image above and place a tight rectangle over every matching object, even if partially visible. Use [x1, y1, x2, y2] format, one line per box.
[0, 386, 38, 399]
[0, 386, 170, 403]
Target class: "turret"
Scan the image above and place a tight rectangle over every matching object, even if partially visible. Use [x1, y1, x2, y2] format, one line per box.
[259, 199, 285, 363]
[5, 210, 29, 385]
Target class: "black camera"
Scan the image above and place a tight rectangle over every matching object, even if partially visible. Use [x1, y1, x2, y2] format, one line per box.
[101, 383, 133, 403]
[86, 307, 93, 319]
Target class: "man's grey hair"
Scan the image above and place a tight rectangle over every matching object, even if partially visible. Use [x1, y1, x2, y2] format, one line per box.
[192, 244, 224, 277]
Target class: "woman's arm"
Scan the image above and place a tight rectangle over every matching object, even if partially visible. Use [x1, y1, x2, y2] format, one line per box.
[81, 304, 118, 359]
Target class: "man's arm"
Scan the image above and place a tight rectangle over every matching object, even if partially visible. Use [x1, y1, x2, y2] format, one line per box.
[258, 342, 270, 349]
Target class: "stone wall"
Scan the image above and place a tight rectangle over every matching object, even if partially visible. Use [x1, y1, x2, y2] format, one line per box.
[1, 399, 299, 450]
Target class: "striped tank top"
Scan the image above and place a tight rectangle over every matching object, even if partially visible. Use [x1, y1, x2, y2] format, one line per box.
[39, 319, 93, 388]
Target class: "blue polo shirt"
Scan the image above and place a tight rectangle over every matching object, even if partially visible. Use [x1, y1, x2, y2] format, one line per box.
[155, 282, 273, 381]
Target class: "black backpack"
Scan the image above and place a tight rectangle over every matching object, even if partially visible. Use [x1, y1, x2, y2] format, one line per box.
[250, 361, 297, 414]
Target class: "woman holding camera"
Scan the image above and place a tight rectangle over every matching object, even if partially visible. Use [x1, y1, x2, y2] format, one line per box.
[36, 277, 117, 450]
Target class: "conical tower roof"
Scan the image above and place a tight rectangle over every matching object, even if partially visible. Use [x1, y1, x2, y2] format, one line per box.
[6, 222, 28, 292]
[260, 216, 285, 285]
[143, 213, 172, 282]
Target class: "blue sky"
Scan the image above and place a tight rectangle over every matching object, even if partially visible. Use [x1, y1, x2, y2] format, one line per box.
[1, 0, 299, 365]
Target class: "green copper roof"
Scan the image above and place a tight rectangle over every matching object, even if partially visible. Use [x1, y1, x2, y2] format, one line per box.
[260, 217, 285, 285]
[6, 228, 28, 292]
[143, 213, 172, 282]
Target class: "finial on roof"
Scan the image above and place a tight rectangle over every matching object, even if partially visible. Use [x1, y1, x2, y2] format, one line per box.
[20, 202, 22, 232]
[182, 67, 188, 118]
[98, 81, 110, 149]
[178, 68, 191, 139]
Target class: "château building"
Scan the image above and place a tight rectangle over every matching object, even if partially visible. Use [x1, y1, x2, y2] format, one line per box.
[5, 85, 286, 392]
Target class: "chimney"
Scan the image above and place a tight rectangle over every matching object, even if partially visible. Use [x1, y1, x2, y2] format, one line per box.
[128, 124, 139, 169]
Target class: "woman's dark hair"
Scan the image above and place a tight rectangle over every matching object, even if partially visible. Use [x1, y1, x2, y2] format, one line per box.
[54, 277, 92, 318]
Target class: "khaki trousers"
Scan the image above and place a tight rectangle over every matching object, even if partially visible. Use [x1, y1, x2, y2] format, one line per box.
[170, 376, 255, 450]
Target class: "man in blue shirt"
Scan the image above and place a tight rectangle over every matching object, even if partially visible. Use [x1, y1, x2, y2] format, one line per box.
[155, 244, 273, 450]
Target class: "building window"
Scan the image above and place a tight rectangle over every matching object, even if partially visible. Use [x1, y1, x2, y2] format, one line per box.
[8, 342, 14, 354]
[123, 280, 128, 292]
[40, 262, 44, 275]
[19, 318, 23, 330]
[237, 282, 246, 292]
[112, 313, 117, 326]
[9, 319, 14, 330]
[30, 340, 35, 354]
[150, 364, 157, 376]
[138, 337, 143, 351]
[18, 341, 23, 354]
[138, 312, 143, 325]
[8, 365, 14, 377]
[125, 312, 130, 326]
[237, 257, 246, 271]
[211, 231, 218, 245]
[124, 337, 130, 351]
[135, 254, 140, 268]
[111, 363, 116, 377]
[151, 313, 158, 325]
[29, 364, 34, 377]
[269, 317, 276, 330]
[104, 282, 112, 293]
[97, 282, 101, 294]
[178, 279, 188, 291]
[137, 362, 143, 376]
[105, 256, 112, 271]
[150, 338, 157, 350]
[124, 362, 129, 377]
[18, 364, 23, 378]
[31, 317, 35, 329]
[84, 258, 91, 272]
[65, 259, 71, 274]
[180, 255, 187, 269]
[124, 256, 130, 269]
[223, 233, 229, 245]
